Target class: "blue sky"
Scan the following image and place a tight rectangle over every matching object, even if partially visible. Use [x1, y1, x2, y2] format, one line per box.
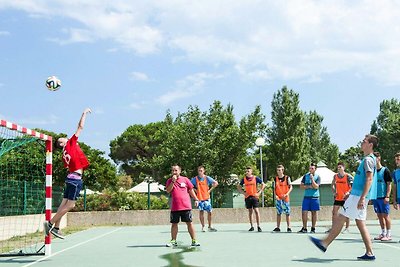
[0, 1, 399, 157]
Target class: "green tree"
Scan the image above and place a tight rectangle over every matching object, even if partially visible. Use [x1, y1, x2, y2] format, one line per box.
[267, 86, 310, 180]
[157, 101, 267, 207]
[110, 101, 266, 207]
[306, 110, 339, 169]
[339, 146, 363, 174]
[109, 122, 165, 182]
[370, 98, 400, 170]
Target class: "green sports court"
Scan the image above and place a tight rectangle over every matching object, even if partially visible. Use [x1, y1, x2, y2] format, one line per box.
[1, 220, 400, 267]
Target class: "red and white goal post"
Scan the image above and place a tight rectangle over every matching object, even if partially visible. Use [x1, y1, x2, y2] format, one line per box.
[0, 118, 53, 256]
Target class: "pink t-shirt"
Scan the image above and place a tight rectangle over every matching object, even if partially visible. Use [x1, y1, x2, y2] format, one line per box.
[166, 176, 194, 211]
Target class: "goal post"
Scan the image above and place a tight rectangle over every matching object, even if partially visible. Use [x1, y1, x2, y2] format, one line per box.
[0, 119, 52, 256]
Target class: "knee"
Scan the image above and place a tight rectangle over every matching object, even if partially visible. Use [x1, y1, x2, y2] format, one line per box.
[66, 201, 76, 210]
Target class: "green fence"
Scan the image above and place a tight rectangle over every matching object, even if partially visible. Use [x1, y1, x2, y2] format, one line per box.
[0, 179, 64, 216]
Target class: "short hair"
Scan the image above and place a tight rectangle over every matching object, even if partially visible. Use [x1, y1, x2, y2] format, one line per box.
[171, 164, 181, 170]
[337, 162, 345, 167]
[198, 165, 205, 170]
[395, 152, 400, 158]
[365, 134, 378, 148]
[310, 163, 317, 168]
[373, 151, 381, 158]
[277, 165, 285, 170]
[54, 139, 63, 149]
[246, 166, 252, 170]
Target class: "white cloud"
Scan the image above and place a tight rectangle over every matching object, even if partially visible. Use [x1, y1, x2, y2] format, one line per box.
[157, 72, 224, 105]
[129, 103, 143, 110]
[3, 0, 400, 84]
[129, 101, 148, 110]
[130, 71, 150, 81]
[93, 108, 104, 115]
[300, 74, 322, 84]
[47, 28, 94, 45]
[18, 114, 59, 126]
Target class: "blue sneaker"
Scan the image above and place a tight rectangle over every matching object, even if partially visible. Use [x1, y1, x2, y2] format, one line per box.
[357, 254, 375, 261]
[309, 236, 327, 252]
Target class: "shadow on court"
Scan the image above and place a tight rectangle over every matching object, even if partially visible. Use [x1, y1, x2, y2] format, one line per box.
[127, 244, 167, 248]
[292, 257, 358, 263]
[0, 258, 36, 264]
[159, 247, 201, 267]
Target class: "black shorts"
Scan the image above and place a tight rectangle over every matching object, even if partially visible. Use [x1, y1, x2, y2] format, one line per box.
[170, 210, 192, 223]
[334, 200, 345, 206]
[245, 196, 259, 209]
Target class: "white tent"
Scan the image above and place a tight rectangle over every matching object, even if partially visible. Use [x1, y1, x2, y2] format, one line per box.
[80, 188, 101, 195]
[127, 181, 165, 193]
[292, 161, 335, 185]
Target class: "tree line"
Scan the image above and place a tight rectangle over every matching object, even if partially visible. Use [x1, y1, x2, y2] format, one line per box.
[109, 86, 400, 207]
[2, 86, 398, 209]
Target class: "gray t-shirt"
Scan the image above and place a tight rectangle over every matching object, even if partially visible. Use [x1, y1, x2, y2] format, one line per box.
[364, 156, 375, 173]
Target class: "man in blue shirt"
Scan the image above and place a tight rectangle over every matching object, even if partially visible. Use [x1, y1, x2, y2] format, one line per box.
[310, 134, 378, 261]
[371, 152, 392, 241]
[298, 163, 320, 233]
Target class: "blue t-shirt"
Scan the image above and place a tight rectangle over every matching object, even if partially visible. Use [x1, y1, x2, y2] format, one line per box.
[239, 176, 263, 186]
[301, 173, 320, 198]
[191, 176, 216, 188]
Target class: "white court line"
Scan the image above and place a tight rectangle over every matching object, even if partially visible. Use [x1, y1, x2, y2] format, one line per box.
[23, 228, 121, 267]
[377, 242, 400, 250]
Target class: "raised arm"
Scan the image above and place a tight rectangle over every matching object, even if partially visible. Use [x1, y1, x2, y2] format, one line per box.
[75, 108, 92, 137]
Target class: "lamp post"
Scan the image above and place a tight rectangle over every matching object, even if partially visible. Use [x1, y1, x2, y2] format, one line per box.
[255, 137, 266, 207]
[145, 176, 154, 210]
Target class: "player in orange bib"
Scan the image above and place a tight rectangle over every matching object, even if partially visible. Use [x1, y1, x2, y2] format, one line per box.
[273, 165, 293, 233]
[326, 162, 353, 233]
[191, 166, 219, 232]
[237, 166, 265, 232]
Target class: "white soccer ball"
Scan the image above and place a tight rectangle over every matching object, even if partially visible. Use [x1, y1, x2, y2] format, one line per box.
[46, 76, 61, 91]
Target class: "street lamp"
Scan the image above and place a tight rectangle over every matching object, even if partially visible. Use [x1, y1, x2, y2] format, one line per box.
[255, 137, 266, 207]
[145, 176, 154, 210]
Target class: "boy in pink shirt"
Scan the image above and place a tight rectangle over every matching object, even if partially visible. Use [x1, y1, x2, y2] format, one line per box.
[165, 165, 200, 247]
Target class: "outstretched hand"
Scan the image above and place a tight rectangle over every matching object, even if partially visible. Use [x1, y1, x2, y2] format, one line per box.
[83, 108, 92, 114]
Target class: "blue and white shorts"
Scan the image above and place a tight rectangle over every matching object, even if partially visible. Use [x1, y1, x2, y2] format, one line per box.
[276, 199, 291, 215]
[198, 199, 212, 212]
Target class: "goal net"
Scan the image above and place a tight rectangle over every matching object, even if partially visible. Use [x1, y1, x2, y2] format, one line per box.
[0, 119, 52, 256]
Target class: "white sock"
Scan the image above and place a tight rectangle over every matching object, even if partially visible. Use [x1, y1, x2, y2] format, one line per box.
[382, 229, 387, 235]
[387, 230, 391, 236]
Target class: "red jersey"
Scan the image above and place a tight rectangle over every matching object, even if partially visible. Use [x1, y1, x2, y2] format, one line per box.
[62, 134, 89, 172]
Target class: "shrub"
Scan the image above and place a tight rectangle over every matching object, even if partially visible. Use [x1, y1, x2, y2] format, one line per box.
[74, 191, 169, 211]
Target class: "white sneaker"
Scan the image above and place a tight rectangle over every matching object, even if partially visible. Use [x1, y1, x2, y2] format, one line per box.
[166, 239, 178, 247]
[381, 236, 392, 241]
[374, 234, 384, 240]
